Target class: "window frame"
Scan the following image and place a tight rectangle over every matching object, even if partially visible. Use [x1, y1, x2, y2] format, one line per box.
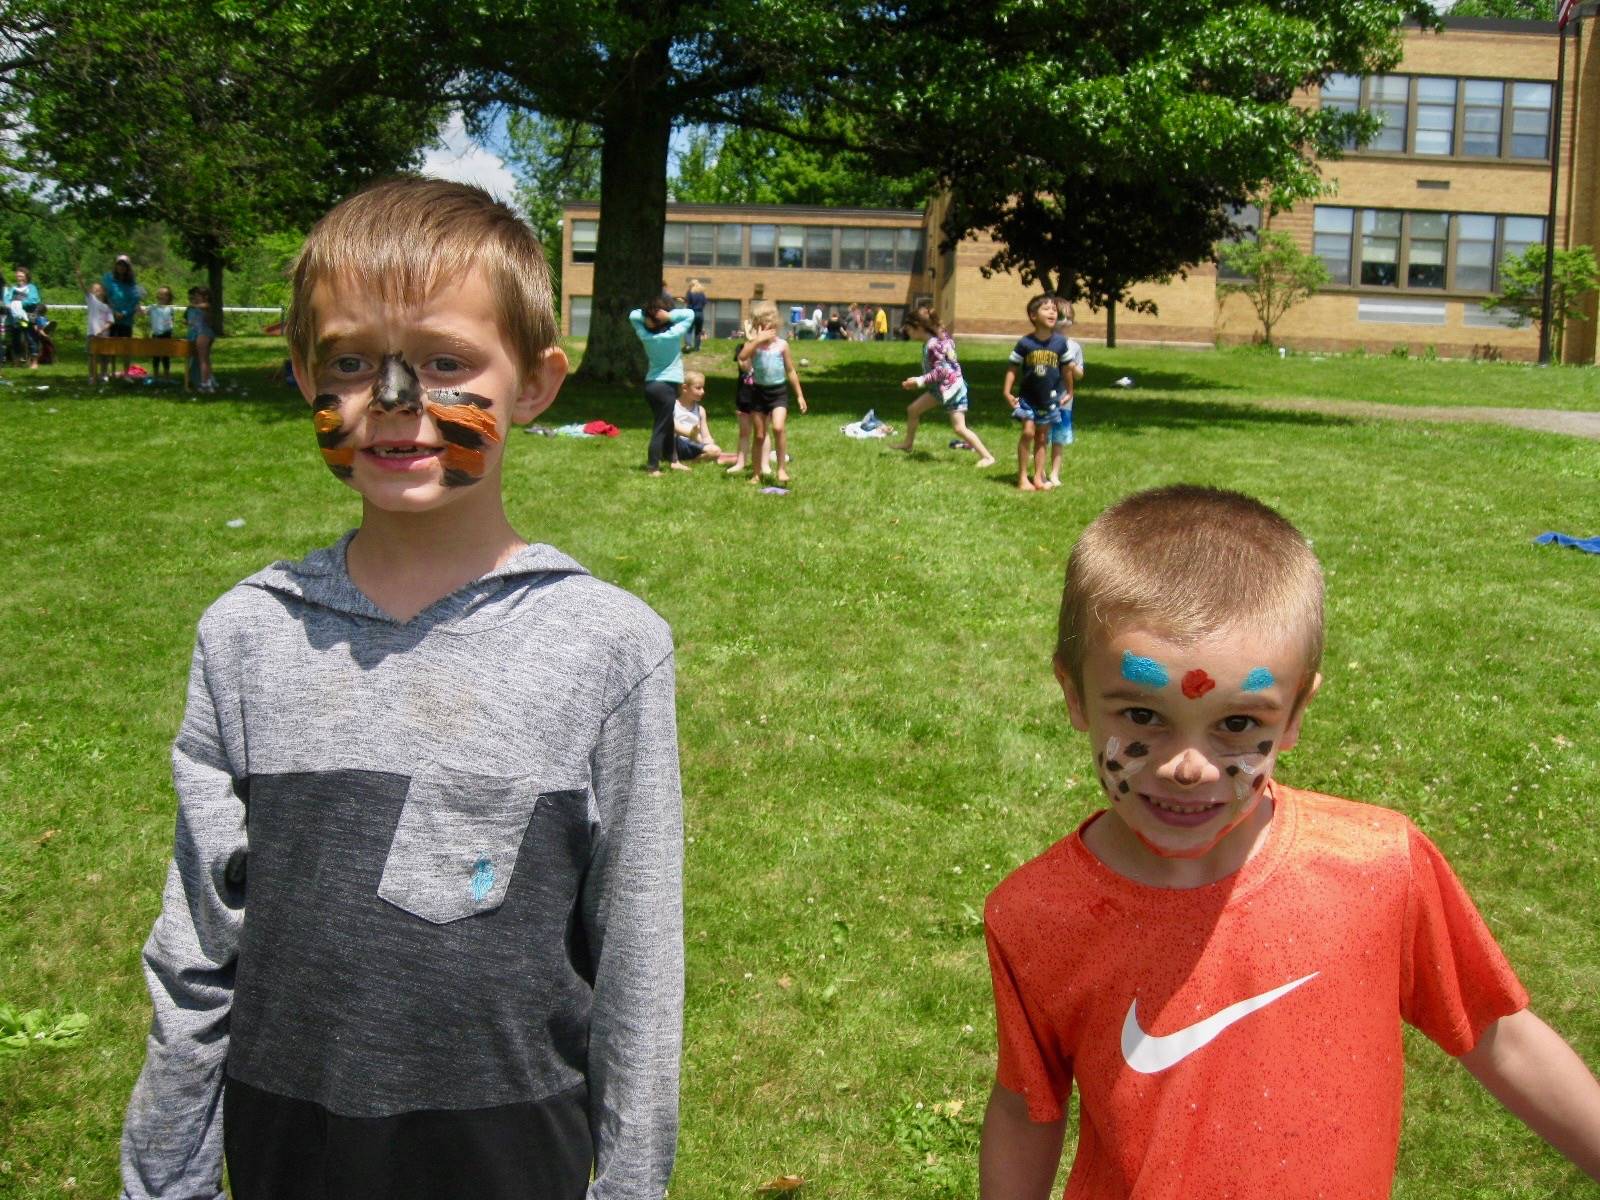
[570, 220, 598, 264]
[1312, 205, 1547, 295]
[1320, 73, 1555, 162]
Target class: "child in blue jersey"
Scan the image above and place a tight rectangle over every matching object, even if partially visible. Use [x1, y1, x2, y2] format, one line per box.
[1045, 297, 1086, 489]
[1002, 294, 1071, 492]
[735, 301, 807, 485]
[628, 294, 696, 475]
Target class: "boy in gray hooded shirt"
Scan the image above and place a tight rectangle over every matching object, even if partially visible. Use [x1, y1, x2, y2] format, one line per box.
[120, 177, 683, 1200]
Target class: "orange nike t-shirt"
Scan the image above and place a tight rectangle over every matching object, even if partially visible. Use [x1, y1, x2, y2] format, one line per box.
[984, 784, 1528, 1200]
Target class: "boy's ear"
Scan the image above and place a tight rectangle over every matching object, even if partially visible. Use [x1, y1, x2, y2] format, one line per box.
[1053, 654, 1090, 731]
[1277, 671, 1323, 752]
[512, 345, 569, 425]
[292, 351, 318, 407]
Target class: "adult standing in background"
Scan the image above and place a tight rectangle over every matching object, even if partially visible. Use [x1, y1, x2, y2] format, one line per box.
[685, 278, 707, 351]
[102, 254, 144, 378]
[629, 293, 697, 475]
[4, 266, 41, 368]
[874, 306, 889, 341]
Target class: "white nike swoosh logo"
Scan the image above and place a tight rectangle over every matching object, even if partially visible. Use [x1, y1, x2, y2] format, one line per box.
[1121, 972, 1319, 1074]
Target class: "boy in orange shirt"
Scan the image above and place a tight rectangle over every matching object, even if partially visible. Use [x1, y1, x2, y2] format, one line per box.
[980, 484, 1600, 1199]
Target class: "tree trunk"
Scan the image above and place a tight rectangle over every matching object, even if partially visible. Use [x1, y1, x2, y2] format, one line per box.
[576, 43, 673, 386]
[1105, 299, 1117, 349]
[206, 252, 226, 339]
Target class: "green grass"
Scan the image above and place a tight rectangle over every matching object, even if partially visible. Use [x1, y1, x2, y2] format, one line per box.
[2, 337, 1598, 1198]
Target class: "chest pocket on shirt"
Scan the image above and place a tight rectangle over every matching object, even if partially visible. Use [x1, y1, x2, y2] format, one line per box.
[377, 764, 557, 924]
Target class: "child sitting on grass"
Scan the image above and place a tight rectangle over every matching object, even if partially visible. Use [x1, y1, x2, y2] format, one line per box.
[980, 484, 1600, 1198]
[120, 176, 683, 1200]
[673, 370, 737, 465]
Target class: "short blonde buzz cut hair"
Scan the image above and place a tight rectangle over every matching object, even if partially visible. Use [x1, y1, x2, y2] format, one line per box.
[285, 176, 557, 384]
[1058, 484, 1324, 694]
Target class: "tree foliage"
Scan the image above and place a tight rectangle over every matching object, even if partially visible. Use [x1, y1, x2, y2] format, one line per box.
[671, 126, 930, 210]
[501, 112, 602, 306]
[10, 0, 447, 333]
[1445, 0, 1549, 18]
[1487, 244, 1600, 361]
[1216, 229, 1332, 346]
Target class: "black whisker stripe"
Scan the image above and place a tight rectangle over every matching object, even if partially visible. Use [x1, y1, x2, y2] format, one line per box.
[438, 422, 488, 449]
[442, 468, 478, 488]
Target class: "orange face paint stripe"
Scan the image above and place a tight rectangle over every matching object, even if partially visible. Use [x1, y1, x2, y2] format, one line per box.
[313, 409, 344, 435]
[427, 402, 501, 444]
[439, 443, 487, 476]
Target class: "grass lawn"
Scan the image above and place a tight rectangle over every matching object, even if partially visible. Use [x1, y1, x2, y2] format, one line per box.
[2, 335, 1597, 1198]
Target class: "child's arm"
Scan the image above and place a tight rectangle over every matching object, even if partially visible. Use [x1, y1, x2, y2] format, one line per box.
[669, 307, 696, 338]
[1459, 1008, 1600, 1180]
[627, 308, 648, 339]
[781, 342, 807, 412]
[121, 632, 247, 1200]
[736, 327, 773, 367]
[979, 1081, 1065, 1199]
[582, 641, 684, 1198]
[1002, 366, 1021, 409]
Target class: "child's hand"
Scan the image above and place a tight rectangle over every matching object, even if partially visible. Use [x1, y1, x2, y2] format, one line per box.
[901, 377, 921, 390]
[1004, 394, 1018, 409]
[797, 394, 808, 414]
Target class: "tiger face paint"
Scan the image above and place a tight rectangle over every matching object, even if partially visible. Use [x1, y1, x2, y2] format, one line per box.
[310, 354, 503, 489]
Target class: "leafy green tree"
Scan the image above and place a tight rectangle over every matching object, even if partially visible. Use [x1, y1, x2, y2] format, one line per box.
[1445, 0, 1549, 18]
[10, 0, 447, 334]
[1486, 244, 1600, 362]
[1216, 229, 1332, 346]
[670, 126, 930, 210]
[500, 112, 602, 310]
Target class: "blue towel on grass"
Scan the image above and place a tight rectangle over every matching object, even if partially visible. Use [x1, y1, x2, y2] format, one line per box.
[1533, 532, 1600, 555]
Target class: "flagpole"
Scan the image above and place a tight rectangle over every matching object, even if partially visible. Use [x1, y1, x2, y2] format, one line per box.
[1541, 0, 1576, 364]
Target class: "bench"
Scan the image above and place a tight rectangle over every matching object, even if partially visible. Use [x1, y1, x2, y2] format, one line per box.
[88, 336, 193, 389]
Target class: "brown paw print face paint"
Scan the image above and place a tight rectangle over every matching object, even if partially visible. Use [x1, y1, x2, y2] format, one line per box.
[1223, 739, 1275, 801]
[1096, 736, 1150, 801]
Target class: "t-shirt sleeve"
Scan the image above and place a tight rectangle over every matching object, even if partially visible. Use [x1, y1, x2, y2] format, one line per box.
[1399, 823, 1528, 1055]
[1008, 339, 1028, 366]
[985, 899, 1073, 1122]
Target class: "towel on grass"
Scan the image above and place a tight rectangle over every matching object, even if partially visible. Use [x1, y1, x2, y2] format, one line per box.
[1534, 532, 1600, 555]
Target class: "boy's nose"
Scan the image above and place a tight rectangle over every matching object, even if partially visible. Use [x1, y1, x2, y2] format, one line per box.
[371, 354, 423, 413]
[1167, 747, 1216, 787]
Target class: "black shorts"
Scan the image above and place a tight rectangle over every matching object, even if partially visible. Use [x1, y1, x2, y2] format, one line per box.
[737, 383, 788, 415]
[108, 321, 133, 338]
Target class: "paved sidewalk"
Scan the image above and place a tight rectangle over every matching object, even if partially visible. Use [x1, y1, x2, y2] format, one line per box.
[1261, 397, 1600, 440]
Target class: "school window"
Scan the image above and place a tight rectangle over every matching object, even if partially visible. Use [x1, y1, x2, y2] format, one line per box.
[569, 296, 592, 337]
[716, 224, 743, 267]
[867, 228, 896, 271]
[804, 226, 834, 269]
[662, 224, 686, 266]
[1314, 206, 1546, 293]
[1510, 82, 1553, 158]
[709, 299, 742, 338]
[895, 228, 923, 272]
[777, 225, 804, 268]
[1320, 74, 1553, 160]
[750, 224, 776, 267]
[687, 224, 715, 266]
[840, 228, 866, 270]
[571, 220, 598, 264]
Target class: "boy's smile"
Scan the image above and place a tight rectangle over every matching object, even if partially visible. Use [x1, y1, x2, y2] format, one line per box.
[1061, 625, 1320, 882]
[297, 267, 564, 515]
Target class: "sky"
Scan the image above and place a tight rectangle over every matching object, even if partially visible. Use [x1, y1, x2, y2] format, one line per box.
[420, 113, 519, 201]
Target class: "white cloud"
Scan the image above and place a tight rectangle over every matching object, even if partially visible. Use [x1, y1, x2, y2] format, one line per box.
[421, 112, 518, 201]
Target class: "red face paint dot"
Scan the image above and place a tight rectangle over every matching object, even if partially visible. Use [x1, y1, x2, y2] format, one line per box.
[1181, 669, 1215, 699]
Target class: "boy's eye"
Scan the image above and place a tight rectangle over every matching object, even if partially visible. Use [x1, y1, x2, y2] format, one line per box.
[330, 355, 365, 374]
[1220, 715, 1258, 734]
[1121, 707, 1159, 726]
[428, 356, 465, 374]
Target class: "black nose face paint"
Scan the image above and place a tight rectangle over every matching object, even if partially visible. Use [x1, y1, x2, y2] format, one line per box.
[371, 353, 424, 414]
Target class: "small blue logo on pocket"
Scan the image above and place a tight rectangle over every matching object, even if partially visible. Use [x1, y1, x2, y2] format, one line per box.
[470, 856, 494, 903]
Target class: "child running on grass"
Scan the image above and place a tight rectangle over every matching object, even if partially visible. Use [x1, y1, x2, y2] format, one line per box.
[736, 300, 806, 484]
[120, 177, 683, 1200]
[979, 484, 1600, 1199]
[889, 305, 995, 467]
[1001, 294, 1071, 491]
[1045, 297, 1084, 489]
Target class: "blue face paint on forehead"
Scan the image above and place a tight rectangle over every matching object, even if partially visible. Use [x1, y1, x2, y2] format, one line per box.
[1241, 667, 1276, 692]
[1120, 651, 1170, 689]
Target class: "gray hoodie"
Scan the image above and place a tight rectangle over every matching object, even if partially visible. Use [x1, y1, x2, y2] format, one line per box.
[121, 534, 682, 1199]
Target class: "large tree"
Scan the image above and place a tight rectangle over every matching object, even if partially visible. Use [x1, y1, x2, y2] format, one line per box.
[10, 0, 447, 333]
[671, 125, 931, 210]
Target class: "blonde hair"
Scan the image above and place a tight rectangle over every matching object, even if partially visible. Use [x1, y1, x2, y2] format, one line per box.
[1057, 485, 1324, 692]
[749, 301, 779, 329]
[286, 176, 556, 382]
[682, 369, 705, 388]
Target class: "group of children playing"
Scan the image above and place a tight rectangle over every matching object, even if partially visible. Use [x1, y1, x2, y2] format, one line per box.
[116, 177, 1600, 1200]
